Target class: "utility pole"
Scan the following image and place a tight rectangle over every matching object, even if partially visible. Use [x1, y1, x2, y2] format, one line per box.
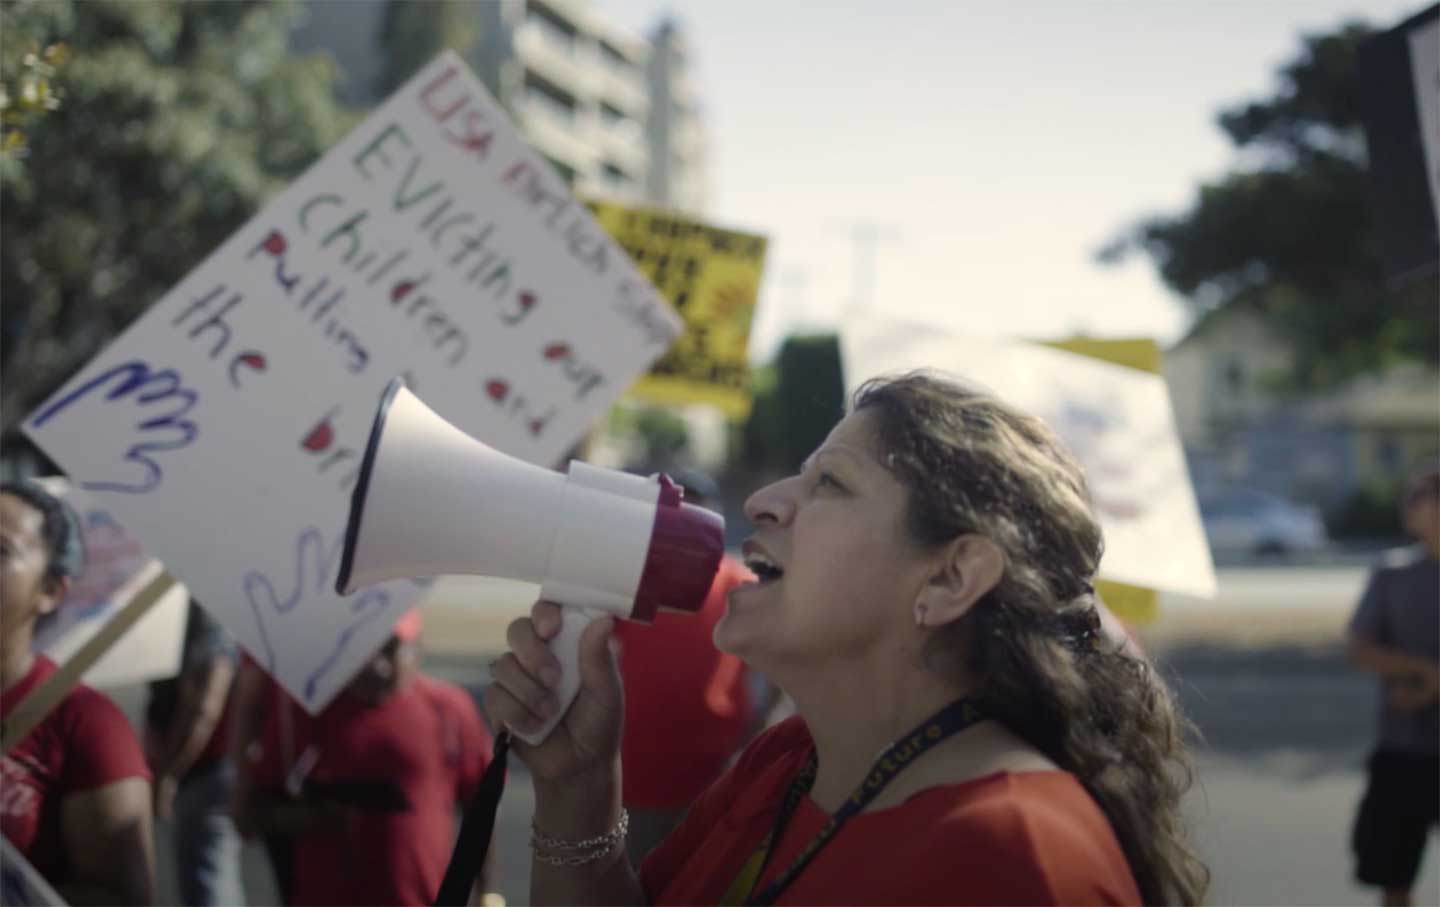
[830, 220, 901, 316]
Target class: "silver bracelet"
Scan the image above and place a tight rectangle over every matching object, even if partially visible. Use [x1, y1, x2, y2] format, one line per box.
[531, 809, 629, 866]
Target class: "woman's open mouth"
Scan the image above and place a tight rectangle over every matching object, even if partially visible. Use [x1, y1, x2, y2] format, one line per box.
[742, 541, 785, 584]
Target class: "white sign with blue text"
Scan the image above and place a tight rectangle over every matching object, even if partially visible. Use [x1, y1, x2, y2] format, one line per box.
[22, 52, 683, 711]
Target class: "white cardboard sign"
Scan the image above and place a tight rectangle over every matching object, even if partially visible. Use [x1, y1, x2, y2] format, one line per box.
[21, 53, 682, 711]
[840, 316, 1216, 598]
[31, 480, 187, 690]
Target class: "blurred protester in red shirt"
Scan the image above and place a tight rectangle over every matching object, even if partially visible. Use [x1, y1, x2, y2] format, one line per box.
[233, 610, 498, 906]
[1, 480, 154, 904]
[228, 651, 296, 903]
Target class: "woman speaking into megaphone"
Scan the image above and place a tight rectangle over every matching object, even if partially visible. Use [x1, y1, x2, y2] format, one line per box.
[484, 371, 1209, 907]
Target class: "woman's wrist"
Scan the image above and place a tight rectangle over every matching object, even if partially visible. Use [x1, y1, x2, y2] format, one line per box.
[532, 808, 629, 866]
[532, 762, 622, 842]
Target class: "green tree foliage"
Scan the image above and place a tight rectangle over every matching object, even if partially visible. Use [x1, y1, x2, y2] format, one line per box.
[0, 5, 69, 160]
[1100, 22, 1439, 388]
[773, 333, 846, 472]
[739, 361, 783, 471]
[1, 0, 355, 436]
[377, 0, 477, 98]
[739, 335, 846, 474]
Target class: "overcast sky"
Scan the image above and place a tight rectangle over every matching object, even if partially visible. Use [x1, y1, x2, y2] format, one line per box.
[598, 0, 1422, 362]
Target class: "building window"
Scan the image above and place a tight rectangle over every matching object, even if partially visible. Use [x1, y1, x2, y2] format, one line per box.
[526, 1, 578, 55]
[1224, 360, 1244, 393]
[600, 101, 627, 125]
[543, 154, 576, 186]
[602, 161, 630, 186]
[599, 100, 639, 138]
[598, 39, 632, 72]
[524, 70, 576, 123]
[1378, 436, 1402, 472]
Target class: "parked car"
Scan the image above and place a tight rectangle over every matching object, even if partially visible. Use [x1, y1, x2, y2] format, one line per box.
[1199, 487, 1329, 556]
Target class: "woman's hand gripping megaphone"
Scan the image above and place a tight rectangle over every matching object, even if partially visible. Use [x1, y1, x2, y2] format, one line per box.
[484, 600, 625, 778]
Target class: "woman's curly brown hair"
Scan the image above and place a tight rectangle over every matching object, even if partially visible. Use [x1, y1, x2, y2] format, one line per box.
[855, 371, 1209, 906]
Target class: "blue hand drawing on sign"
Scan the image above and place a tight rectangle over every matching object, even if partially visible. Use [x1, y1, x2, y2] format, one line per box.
[29, 360, 199, 494]
[245, 525, 417, 706]
[86, 509, 120, 531]
[303, 587, 390, 704]
[243, 526, 336, 672]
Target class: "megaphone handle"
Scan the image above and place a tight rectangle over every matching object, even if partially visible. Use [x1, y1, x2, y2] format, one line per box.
[512, 606, 602, 746]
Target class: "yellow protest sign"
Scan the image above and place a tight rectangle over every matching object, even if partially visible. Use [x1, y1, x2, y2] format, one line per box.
[1041, 336, 1164, 624]
[588, 201, 767, 419]
[1042, 337, 1163, 376]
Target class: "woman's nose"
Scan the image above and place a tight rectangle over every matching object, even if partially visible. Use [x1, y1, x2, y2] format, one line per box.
[744, 477, 796, 526]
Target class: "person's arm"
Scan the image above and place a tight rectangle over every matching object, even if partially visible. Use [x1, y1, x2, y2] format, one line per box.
[1345, 567, 1433, 680]
[529, 764, 640, 906]
[484, 601, 645, 906]
[1345, 567, 1439, 710]
[1346, 638, 1439, 680]
[1347, 638, 1440, 711]
[153, 654, 235, 818]
[57, 777, 155, 906]
[227, 660, 271, 838]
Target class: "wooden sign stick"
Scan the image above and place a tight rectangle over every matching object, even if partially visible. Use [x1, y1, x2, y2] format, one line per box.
[1, 564, 176, 755]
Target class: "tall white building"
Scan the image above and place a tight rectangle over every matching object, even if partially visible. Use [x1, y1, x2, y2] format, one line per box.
[290, 0, 708, 214]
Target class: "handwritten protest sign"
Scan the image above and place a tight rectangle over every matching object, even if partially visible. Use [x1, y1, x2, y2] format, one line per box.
[841, 316, 1216, 598]
[31, 479, 187, 689]
[22, 52, 682, 712]
[588, 201, 767, 419]
[1037, 339, 1166, 623]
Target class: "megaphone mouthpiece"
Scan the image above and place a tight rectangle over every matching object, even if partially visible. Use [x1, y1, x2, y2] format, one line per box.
[631, 474, 723, 621]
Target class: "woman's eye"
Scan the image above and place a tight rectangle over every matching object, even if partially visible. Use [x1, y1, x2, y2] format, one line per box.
[817, 472, 843, 491]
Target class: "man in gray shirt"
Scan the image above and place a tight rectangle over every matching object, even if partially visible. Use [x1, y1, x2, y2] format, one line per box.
[1348, 460, 1439, 907]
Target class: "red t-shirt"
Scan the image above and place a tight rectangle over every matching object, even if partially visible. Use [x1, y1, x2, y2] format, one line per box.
[0, 656, 150, 886]
[641, 716, 1142, 906]
[616, 555, 754, 809]
[246, 673, 491, 906]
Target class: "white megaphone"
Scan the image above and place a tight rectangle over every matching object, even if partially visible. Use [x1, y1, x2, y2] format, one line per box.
[336, 378, 725, 745]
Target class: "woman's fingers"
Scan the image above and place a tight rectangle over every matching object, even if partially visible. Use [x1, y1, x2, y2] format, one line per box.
[506, 611, 562, 688]
[531, 599, 563, 639]
[488, 609, 567, 733]
[484, 655, 554, 733]
[576, 617, 621, 711]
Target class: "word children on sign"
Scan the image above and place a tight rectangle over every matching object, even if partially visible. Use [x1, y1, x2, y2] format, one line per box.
[23, 52, 683, 712]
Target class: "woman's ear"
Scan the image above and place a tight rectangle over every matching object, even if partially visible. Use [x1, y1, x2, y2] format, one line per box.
[36, 575, 69, 617]
[915, 535, 1005, 628]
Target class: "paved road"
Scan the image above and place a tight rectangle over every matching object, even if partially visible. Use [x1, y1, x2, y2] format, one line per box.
[124, 566, 1437, 905]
